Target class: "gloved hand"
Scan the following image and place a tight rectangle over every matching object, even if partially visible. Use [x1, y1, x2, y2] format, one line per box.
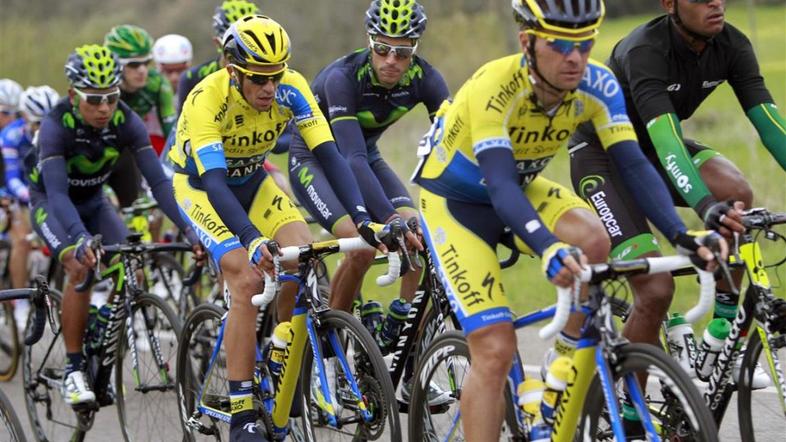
[703, 200, 745, 237]
[74, 234, 97, 267]
[541, 242, 583, 288]
[673, 230, 726, 270]
[247, 236, 277, 274]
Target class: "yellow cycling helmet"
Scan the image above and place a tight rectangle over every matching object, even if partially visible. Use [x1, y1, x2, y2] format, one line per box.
[512, 0, 605, 38]
[223, 15, 291, 69]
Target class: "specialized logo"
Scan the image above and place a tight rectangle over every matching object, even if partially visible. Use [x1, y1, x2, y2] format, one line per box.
[66, 147, 120, 175]
[664, 154, 694, 193]
[578, 175, 605, 199]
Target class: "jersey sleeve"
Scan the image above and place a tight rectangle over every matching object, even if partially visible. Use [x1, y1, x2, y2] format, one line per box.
[421, 64, 451, 119]
[728, 32, 774, 111]
[276, 70, 334, 150]
[119, 107, 154, 153]
[467, 68, 515, 155]
[584, 63, 638, 149]
[618, 45, 676, 124]
[323, 69, 358, 123]
[180, 82, 227, 175]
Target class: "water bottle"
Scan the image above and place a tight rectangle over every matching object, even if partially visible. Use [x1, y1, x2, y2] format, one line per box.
[268, 322, 292, 380]
[93, 304, 112, 348]
[696, 318, 731, 380]
[517, 378, 545, 423]
[540, 356, 571, 426]
[379, 298, 411, 350]
[360, 300, 384, 342]
[85, 304, 99, 353]
[665, 313, 698, 378]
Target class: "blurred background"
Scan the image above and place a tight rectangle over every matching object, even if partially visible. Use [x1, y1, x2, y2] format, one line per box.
[1, 0, 784, 316]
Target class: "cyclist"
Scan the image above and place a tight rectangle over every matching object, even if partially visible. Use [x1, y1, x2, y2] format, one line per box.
[104, 24, 178, 207]
[287, 0, 443, 403]
[0, 79, 23, 131]
[0, 86, 59, 328]
[32, 44, 201, 407]
[168, 15, 398, 441]
[411, 1, 724, 439]
[569, 0, 785, 390]
[153, 33, 193, 97]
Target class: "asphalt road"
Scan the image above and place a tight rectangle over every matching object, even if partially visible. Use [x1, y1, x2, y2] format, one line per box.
[1, 326, 782, 441]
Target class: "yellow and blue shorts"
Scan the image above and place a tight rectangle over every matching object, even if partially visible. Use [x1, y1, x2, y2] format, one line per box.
[419, 176, 591, 335]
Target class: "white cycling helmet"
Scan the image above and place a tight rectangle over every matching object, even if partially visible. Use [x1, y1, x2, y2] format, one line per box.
[0, 79, 24, 112]
[153, 34, 193, 64]
[19, 86, 60, 123]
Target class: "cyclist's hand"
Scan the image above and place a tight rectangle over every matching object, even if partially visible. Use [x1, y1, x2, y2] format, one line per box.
[248, 237, 278, 275]
[74, 234, 97, 267]
[703, 200, 745, 237]
[398, 216, 424, 252]
[541, 242, 585, 288]
[183, 227, 207, 266]
[357, 220, 390, 254]
[673, 230, 728, 272]
[18, 187, 30, 205]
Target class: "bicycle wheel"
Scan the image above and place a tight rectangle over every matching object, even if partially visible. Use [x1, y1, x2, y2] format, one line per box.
[176, 303, 228, 441]
[0, 302, 20, 381]
[22, 289, 83, 441]
[300, 309, 401, 441]
[737, 325, 786, 441]
[580, 343, 718, 442]
[407, 330, 521, 441]
[147, 253, 196, 317]
[0, 386, 26, 442]
[115, 293, 182, 441]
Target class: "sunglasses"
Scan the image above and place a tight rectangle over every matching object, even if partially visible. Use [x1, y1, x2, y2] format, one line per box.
[74, 88, 121, 105]
[368, 37, 418, 60]
[528, 30, 595, 56]
[0, 109, 15, 116]
[123, 58, 152, 69]
[231, 64, 285, 86]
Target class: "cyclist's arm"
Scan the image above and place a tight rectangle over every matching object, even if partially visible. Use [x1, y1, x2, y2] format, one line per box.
[1, 131, 29, 201]
[37, 120, 88, 239]
[747, 103, 786, 169]
[323, 70, 397, 221]
[421, 64, 451, 122]
[311, 139, 371, 224]
[477, 147, 558, 256]
[176, 70, 193, 115]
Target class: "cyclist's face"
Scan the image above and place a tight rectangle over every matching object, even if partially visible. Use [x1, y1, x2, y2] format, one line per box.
[664, 0, 726, 37]
[369, 35, 417, 88]
[229, 63, 283, 112]
[71, 87, 119, 129]
[159, 62, 190, 90]
[121, 59, 151, 92]
[0, 109, 16, 129]
[525, 30, 593, 91]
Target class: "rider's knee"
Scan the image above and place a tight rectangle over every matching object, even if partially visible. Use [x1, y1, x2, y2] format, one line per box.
[345, 247, 376, 267]
[468, 325, 516, 378]
[631, 273, 675, 316]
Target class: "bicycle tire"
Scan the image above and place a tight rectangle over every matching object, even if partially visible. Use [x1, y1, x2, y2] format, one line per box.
[0, 302, 20, 381]
[299, 309, 401, 441]
[737, 325, 786, 442]
[0, 386, 26, 442]
[22, 289, 86, 441]
[580, 342, 718, 442]
[176, 302, 228, 442]
[148, 253, 197, 317]
[115, 293, 183, 441]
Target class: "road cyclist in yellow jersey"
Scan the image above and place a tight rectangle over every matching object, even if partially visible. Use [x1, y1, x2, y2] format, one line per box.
[411, 0, 727, 439]
[168, 14, 407, 441]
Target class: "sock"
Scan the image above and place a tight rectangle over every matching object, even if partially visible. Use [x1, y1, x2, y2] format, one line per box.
[64, 352, 84, 377]
[554, 332, 578, 358]
[621, 398, 645, 439]
[229, 379, 256, 427]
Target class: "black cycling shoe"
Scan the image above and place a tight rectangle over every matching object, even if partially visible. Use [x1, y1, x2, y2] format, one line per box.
[229, 420, 268, 442]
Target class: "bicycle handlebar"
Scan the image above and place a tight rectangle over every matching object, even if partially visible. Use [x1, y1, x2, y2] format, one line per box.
[0, 276, 51, 345]
[251, 237, 400, 308]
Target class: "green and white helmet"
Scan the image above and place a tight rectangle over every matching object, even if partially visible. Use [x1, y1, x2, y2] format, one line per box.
[64, 44, 122, 89]
[365, 0, 427, 39]
[104, 24, 154, 61]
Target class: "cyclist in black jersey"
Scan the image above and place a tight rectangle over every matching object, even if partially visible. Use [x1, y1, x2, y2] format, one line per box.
[33, 44, 202, 407]
[289, 0, 445, 320]
[569, 0, 785, 393]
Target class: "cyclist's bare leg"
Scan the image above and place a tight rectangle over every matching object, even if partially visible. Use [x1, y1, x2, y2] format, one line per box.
[272, 220, 313, 323]
[9, 210, 31, 289]
[395, 207, 422, 303]
[462, 322, 516, 441]
[328, 217, 375, 312]
[61, 252, 91, 353]
[623, 255, 675, 346]
[221, 248, 264, 381]
[553, 208, 612, 337]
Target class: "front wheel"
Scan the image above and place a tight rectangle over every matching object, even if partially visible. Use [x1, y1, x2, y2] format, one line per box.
[0, 387, 26, 441]
[115, 293, 183, 441]
[300, 309, 401, 441]
[580, 343, 718, 442]
[0, 302, 20, 381]
[737, 324, 786, 441]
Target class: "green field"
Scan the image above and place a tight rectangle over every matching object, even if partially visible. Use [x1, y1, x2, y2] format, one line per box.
[300, 4, 786, 327]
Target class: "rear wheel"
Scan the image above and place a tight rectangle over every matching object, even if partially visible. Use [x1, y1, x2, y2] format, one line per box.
[0, 302, 19, 381]
[0, 387, 26, 441]
[580, 343, 718, 442]
[115, 293, 182, 441]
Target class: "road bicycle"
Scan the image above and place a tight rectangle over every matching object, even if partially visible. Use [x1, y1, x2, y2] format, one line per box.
[177, 236, 403, 441]
[22, 233, 199, 441]
[409, 252, 721, 441]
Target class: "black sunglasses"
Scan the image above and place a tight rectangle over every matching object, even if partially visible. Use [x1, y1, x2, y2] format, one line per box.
[232, 64, 285, 86]
[124, 58, 152, 69]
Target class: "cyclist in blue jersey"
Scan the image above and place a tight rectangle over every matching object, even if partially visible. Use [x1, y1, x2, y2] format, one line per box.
[0, 79, 23, 132]
[288, 0, 445, 330]
[32, 44, 202, 407]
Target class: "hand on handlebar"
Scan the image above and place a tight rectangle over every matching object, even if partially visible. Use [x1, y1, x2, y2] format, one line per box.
[703, 200, 745, 237]
[673, 230, 728, 272]
[248, 237, 280, 275]
[183, 227, 207, 266]
[541, 242, 586, 288]
[74, 234, 98, 267]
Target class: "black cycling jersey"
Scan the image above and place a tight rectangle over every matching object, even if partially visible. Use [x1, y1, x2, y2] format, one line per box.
[577, 15, 772, 152]
[176, 57, 221, 113]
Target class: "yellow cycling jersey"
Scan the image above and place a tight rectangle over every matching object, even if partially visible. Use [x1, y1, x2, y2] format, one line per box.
[413, 54, 637, 203]
[169, 68, 333, 184]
